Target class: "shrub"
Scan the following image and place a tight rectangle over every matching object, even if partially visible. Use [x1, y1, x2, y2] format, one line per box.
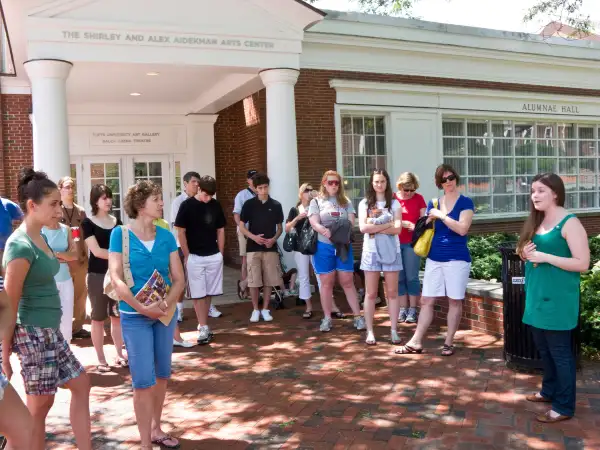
[468, 233, 518, 281]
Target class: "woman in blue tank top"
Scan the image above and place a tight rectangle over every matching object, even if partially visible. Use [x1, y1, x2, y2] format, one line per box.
[396, 164, 474, 357]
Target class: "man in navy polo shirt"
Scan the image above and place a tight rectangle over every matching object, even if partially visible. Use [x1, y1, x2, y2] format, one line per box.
[239, 173, 284, 323]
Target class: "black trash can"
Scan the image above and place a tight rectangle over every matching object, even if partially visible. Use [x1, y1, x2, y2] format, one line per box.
[498, 242, 581, 370]
[498, 242, 543, 369]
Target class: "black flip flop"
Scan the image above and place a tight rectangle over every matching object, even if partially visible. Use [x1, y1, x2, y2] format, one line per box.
[302, 311, 313, 319]
[332, 311, 345, 319]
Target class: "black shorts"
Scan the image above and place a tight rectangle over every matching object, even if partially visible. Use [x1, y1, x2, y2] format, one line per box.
[87, 272, 119, 321]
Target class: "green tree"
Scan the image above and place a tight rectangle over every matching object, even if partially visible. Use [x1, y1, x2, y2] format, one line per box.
[306, 0, 593, 35]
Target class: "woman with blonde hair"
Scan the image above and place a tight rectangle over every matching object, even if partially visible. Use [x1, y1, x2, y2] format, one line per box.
[308, 170, 365, 333]
[285, 183, 316, 318]
[394, 172, 427, 324]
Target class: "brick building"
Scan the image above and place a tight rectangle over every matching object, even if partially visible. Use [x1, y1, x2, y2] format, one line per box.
[3, 1, 600, 265]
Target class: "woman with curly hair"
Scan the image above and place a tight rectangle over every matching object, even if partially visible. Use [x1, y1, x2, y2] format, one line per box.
[109, 180, 184, 449]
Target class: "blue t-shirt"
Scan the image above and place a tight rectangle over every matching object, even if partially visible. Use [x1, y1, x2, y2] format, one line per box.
[0, 198, 23, 251]
[427, 195, 474, 263]
[109, 226, 178, 313]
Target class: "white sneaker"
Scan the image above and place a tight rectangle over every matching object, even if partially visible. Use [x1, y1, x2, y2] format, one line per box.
[173, 339, 195, 348]
[261, 309, 273, 322]
[208, 304, 222, 318]
[250, 310, 261, 323]
[197, 325, 213, 344]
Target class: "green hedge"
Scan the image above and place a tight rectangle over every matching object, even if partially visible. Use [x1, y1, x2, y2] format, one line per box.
[469, 232, 600, 359]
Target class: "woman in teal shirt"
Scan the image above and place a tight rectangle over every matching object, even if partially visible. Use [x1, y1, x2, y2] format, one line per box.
[517, 173, 590, 423]
[109, 180, 184, 449]
[2, 168, 91, 450]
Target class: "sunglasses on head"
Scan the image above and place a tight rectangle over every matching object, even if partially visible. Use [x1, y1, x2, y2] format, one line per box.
[326, 180, 340, 187]
[441, 174, 457, 184]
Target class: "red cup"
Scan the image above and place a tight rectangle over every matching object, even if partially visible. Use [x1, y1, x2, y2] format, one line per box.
[72, 227, 80, 240]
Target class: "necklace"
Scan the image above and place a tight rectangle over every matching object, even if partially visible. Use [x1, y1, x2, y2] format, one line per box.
[62, 205, 76, 226]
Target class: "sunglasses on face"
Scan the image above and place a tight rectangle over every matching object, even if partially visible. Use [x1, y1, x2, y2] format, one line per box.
[326, 180, 340, 187]
[304, 188, 314, 193]
[441, 174, 457, 184]
[403, 188, 415, 193]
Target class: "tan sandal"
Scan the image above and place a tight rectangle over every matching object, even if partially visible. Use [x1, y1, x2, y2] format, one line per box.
[526, 393, 551, 403]
[536, 411, 572, 423]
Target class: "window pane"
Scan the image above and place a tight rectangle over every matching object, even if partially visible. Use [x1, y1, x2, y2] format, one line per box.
[175, 161, 182, 196]
[566, 193, 578, 209]
[515, 142, 535, 157]
[559, 140, 577, 157]
[580, 174, 596, 192]
[493, 177, 515, 194]
[364, 135, 375, 155]
[342, 116, 352, 134]
[376, 136, 386, 156]
[354, 157, 366, 177]
[443, 138, 465, 156]
[342, 135, 352, 156]
[580, 141, 596, 157]
[492, 121, 511, 138]
[365, 157, 378, 175]
[536, 124, 554, 140]
[515, 158, 536, 175]
[559, 159, 577, 175]
[375, 117, 385, 135]
[149, 162, 162, 177]
[515, 176, 534, 194]
[112, 194, 121, 209]
[106, 179, 119, 194]
[467, 138, 489, 156]
[353, 135, 365, 155]
[537, 142, 557, 157]
[493, 158, 513, 175]
[494, 195, 515, 214]
[343, 156, 353, 176]
[538, 158, 557, 173]
[557, 123, 575, 139]
[468, 158, 490, 176]
[579, 126, 594, 140]
[467, 121, 487, 137]
[515, 123, 534, 141]
[560, 175, 577, 192]
[492, 139, 512, 157]
[90, 164, 104, 178]
[352, 117, 363, 135]
[443, 157, 466, 175]
[134, 162, 148, 177]
[580, 192, 596, 209]
[364, 117, 375, 135]
[469, 177, 491, 194]
[516, 195, 530, 212]
[472, 196, 491, 214]
[106, 163, 119, 178]
[443, 121, 463, 136]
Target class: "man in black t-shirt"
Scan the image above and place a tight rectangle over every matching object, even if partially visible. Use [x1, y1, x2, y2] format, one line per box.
[175, 176, 226, 344]
[239, 173, 284, 323]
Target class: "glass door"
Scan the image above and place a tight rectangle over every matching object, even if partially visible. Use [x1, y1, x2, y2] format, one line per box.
[130, 156, 171, 221]
[82, 157, 124, 221]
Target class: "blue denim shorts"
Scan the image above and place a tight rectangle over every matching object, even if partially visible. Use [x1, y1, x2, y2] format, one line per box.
[0, 371, 8, 401]
[121, 312, 177, 389]
[311, 241, 354, 275]
[360, 250, 403, 272]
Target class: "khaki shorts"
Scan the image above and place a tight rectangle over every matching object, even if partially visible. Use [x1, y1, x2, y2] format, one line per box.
[237, 229, 247, 257]
[247, 251, 283, 288]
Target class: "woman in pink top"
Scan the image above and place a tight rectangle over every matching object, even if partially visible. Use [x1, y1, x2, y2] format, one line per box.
[394, 172, 427, 323]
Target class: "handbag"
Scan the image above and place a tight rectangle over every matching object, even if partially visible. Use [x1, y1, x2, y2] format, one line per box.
[297, 217, 318, 255]
[103, 225, 134, 300]
[413, 199, 438, 258]
[283, 207, 299, 252]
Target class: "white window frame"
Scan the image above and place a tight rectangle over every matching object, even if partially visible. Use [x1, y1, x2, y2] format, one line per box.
[335, 105, 393, 209]
[442, 114, 600, 219]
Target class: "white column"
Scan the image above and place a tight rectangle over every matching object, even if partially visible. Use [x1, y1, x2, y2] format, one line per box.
[185, 114, 218, 178]
[24, 59, 72, 183]
[259, 68, 300, 270]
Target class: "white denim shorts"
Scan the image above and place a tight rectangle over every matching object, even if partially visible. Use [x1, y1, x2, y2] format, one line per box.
[421, 259, 471, 300]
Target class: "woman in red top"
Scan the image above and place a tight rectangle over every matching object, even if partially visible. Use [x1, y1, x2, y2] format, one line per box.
[394, 173, 427, 323]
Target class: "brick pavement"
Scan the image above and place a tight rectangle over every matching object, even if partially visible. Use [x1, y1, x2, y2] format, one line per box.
[11, 298, 600, 449]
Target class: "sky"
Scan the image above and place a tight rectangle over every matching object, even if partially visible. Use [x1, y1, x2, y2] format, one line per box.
[311, 0, 600, 34]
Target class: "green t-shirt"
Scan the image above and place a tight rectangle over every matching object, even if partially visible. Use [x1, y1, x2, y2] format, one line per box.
[523, 214, 580, 331]
[2, 228, 61, 329]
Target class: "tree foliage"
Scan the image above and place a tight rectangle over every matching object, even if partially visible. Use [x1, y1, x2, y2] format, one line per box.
[306, 0, 594, 35]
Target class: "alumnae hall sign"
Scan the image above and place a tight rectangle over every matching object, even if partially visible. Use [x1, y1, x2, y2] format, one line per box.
[521, 103, 581, 114]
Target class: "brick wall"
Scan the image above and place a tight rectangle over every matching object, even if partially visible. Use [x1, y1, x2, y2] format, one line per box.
[433, 294, 504, 337]
[214, 91, 267, 264]
[1, 94, 32, 201]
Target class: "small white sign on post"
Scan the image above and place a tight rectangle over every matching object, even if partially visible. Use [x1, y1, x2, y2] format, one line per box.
[512, 277, 525, 285]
